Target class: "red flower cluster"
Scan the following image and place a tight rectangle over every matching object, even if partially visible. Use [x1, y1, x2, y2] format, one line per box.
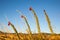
[29, 7, 32, 11]
[21, 15, 24, 18]
[8, 21, 11, 26]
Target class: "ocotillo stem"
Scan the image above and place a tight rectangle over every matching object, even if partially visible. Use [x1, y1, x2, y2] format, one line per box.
[21, 15, 33, 40]
[29, 7, 41, 33]
[44, 10, 54, 34]
[8, 22, 20, 40]
[21, 15, 32, 34]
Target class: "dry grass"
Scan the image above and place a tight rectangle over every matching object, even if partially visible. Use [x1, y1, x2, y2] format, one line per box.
[0, 33, 60, 40]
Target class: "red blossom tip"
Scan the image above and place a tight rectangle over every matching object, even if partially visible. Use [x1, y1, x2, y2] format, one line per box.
[29, 7, 32, 11]
[21, 15, 24, 18]
[8, 21, 11, 26]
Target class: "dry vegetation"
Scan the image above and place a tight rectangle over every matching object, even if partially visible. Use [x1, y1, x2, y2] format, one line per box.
[0, 32, 60, 40]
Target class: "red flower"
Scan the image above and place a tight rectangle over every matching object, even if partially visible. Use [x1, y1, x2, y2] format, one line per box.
[21, 15, 24, 18]
[8, 21, 11, 26]
[29, 7, 32, 11]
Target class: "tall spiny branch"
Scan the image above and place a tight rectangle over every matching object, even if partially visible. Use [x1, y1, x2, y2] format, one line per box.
[8, 21, 20, 40]
[29, 7, 41, 33]
[21, 15, 32, 40]
[44, 10, 54, 34]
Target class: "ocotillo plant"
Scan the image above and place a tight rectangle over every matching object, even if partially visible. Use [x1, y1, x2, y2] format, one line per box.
[17, 10, 32, 39]
[44, 10, 54, 34]
[8, 21, 20, 40]
[16, 10, 32, 33]
[29, 7, 41, 33]
[21, 15, 33, 40]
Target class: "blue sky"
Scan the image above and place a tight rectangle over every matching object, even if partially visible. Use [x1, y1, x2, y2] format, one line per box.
[0, 0, 60, 34]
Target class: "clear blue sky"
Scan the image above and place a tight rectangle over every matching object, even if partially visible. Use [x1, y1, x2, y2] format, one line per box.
[0, 0, 60, 34]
